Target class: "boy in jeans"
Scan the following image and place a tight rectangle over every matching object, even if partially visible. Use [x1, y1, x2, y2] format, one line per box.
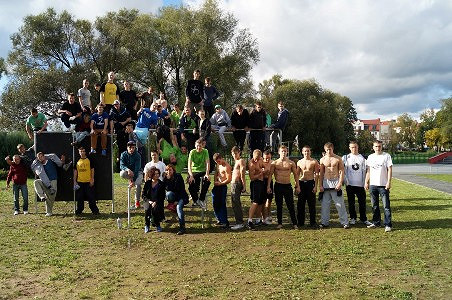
[6, 155, 29, 215]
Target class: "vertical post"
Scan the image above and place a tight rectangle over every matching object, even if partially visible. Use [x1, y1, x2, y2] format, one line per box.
[111, 133, 115, 214]
[73, 133, 76, 214]
[127, 186, 131, 228]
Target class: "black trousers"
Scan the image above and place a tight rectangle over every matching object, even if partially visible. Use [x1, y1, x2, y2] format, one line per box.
[346, 185, 367, 221]
[233, 130, 247, 151]
[75, 182, 99, 214]
[188, 172, 211, 203]
[145, 203, 164, 227]
[297, 180, 316, 226]
[274, 182, 297, 225]
[249, 130, 264, 153]
[61, 114, 81, 128]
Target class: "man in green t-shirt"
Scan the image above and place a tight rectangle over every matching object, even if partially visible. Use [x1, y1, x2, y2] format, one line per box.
[26, 108, 48, 141]
[187, 138, 210, 209]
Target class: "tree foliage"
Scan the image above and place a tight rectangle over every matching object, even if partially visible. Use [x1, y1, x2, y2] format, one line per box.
[436, 98, 452, 147]
[356, 129, 376, 154]
[395, 113, 418, 149]
[0, 0, 259, 129]
[264, 78, 357, 154]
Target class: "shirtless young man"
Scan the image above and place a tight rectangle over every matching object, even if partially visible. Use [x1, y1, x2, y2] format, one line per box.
[296, 145, 319, 227]
[319, 142, 349, 229]
[267, 145, 300, 229]
[247, 149, 265, 229]
[230, 146, 246, 230]
[212, 153, 232, 228]
[262, 150, 273, 224]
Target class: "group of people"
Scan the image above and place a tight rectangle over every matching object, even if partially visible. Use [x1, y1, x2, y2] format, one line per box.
[115, 137, 393, 235]
[6, 69, 393, 235]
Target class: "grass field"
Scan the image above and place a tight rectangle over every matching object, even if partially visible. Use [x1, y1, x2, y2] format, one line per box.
[417, 174, 452, 183]
[0, 176, 451, 299]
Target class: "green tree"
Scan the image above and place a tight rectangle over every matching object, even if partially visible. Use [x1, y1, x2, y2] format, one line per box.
[395, 113, 418, 149]
[436, 98, 452, 147]
[415, 109, 436, 149]
[356, 129, 376, 154]
[269, 78, 356, 153]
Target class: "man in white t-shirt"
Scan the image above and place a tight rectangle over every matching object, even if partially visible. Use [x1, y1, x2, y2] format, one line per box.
[342, 141, 372, 226]
[364, 140, 393, 232]
[78, 79, 92, 113]
[144, 150, 166, 181]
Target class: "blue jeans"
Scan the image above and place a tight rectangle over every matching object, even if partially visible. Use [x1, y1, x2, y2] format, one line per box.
[13, 184, 29, 212]
[369, 186, 392, 227]
[166, 191, 185, 228]
[211, 185, 228, 225]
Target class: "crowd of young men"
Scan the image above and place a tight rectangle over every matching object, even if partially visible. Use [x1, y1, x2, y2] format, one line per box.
[5, 69, 394, 235]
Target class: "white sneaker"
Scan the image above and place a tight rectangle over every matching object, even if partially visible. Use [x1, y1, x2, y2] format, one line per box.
[349, 218, 356, 225]
[197, 200, 206, 210]
[363, 220, 372, 226]
[23, 211, 29, 215]
[367, 223, 377, 228]
[385, 226, 392, 232]
[14, 211, 19, 215]
[230, 224, 244, 230]
[45, 213, 52, 217]
[264, 217, 272, 225]
[343, 224, 350, 229]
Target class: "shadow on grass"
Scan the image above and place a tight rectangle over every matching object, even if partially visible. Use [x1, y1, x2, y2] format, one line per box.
[393, 204, 452, 211]
[395, 218, 452, 230]
[394, 197, 450, 202]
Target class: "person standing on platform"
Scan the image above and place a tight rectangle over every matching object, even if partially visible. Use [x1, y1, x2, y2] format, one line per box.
[78, 79, 92, 113]
[185, 69, 204, 113]
[203, 77, 220, 118]
[248, 101, 266, 154]
[119, 80, 138, 120]
[230, 104, 249, 151]
[100, 71, 120, 113]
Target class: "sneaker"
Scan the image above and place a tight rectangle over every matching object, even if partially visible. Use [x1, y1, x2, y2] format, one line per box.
[293, 225, 298, 230]
[230, 224, 244, 230]
[45, 213, 52, 217]
[264, 218, 272, 225]
[49, 188, 56, 195]
[349, 218, 356, 225]
[101, 149, 107, 156]
[319, 224, 329, 229]
[14, 211, 19, 215]
[363, 220, 372, 226]
[23, 211, 29, 215]
[343, 224, 350, 229]
[196, 200, 206, 210]
[385, 226, 392, 232]
[135, 200, 141, 209]
[156, 226, 162, 232]
[367, 223, 377, 229]
[248, 221, 255, 230]
[177, 228, 186, 235]
[90, 149, 96, 154]
[277, 224, 283, 229]
[144, 225, 150, 233]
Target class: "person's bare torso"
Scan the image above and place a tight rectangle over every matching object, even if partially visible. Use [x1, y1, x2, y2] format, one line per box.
[232, 159, 244, 183]
[273, 158, 294, 184]
[262, 159, 272, 179]
[297, 158, 318, 181]
[321, 155, 341, 180]
[216, 163, 230, 184]
[249, 158, 264, 181]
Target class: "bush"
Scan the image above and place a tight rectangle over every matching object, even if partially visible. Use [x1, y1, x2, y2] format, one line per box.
[0, 132, 32, 171]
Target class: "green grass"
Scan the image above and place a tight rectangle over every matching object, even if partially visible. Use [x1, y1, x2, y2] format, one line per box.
[417, 174, 452, 183]
[0, 176, 451, 299]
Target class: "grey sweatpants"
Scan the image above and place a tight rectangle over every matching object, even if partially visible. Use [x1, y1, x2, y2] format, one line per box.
[34, 179, 57, 214]
[230, 181, 244, 224]
[320, 189, 349, 226]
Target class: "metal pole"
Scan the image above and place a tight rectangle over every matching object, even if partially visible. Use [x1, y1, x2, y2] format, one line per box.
[127, 186, 131, 228]
[111, 133, 115, 214]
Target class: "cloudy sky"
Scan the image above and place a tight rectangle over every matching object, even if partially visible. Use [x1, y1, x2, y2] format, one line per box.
[1, 0, 451, 120]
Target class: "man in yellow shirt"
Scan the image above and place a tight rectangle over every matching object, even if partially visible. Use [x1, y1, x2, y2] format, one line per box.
[100, 71, 120, 113]
[74, 147, 99, 215]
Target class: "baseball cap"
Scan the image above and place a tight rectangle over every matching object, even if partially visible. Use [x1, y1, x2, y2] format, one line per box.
[215, 104, 221, 109]
[127, 140, 136, 146]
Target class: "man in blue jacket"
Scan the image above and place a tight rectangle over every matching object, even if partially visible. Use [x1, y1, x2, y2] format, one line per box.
[269, 101, 289, 153]
[120, 140, 143, 209]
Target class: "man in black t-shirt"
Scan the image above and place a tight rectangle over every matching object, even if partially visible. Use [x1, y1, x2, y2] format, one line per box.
[248, 101, 267, 154]
[185, 69, 204, 113]
[58, 93, 83, 129]
[119, 81, 138, 120]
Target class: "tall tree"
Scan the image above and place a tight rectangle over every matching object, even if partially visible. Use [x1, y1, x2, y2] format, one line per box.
[436, 98, 452, 147]
[415, 109, 436, 149]
[395, 113, 418, 149]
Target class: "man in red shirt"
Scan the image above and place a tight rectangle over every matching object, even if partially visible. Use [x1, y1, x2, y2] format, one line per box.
[6, 155, 29, 215]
